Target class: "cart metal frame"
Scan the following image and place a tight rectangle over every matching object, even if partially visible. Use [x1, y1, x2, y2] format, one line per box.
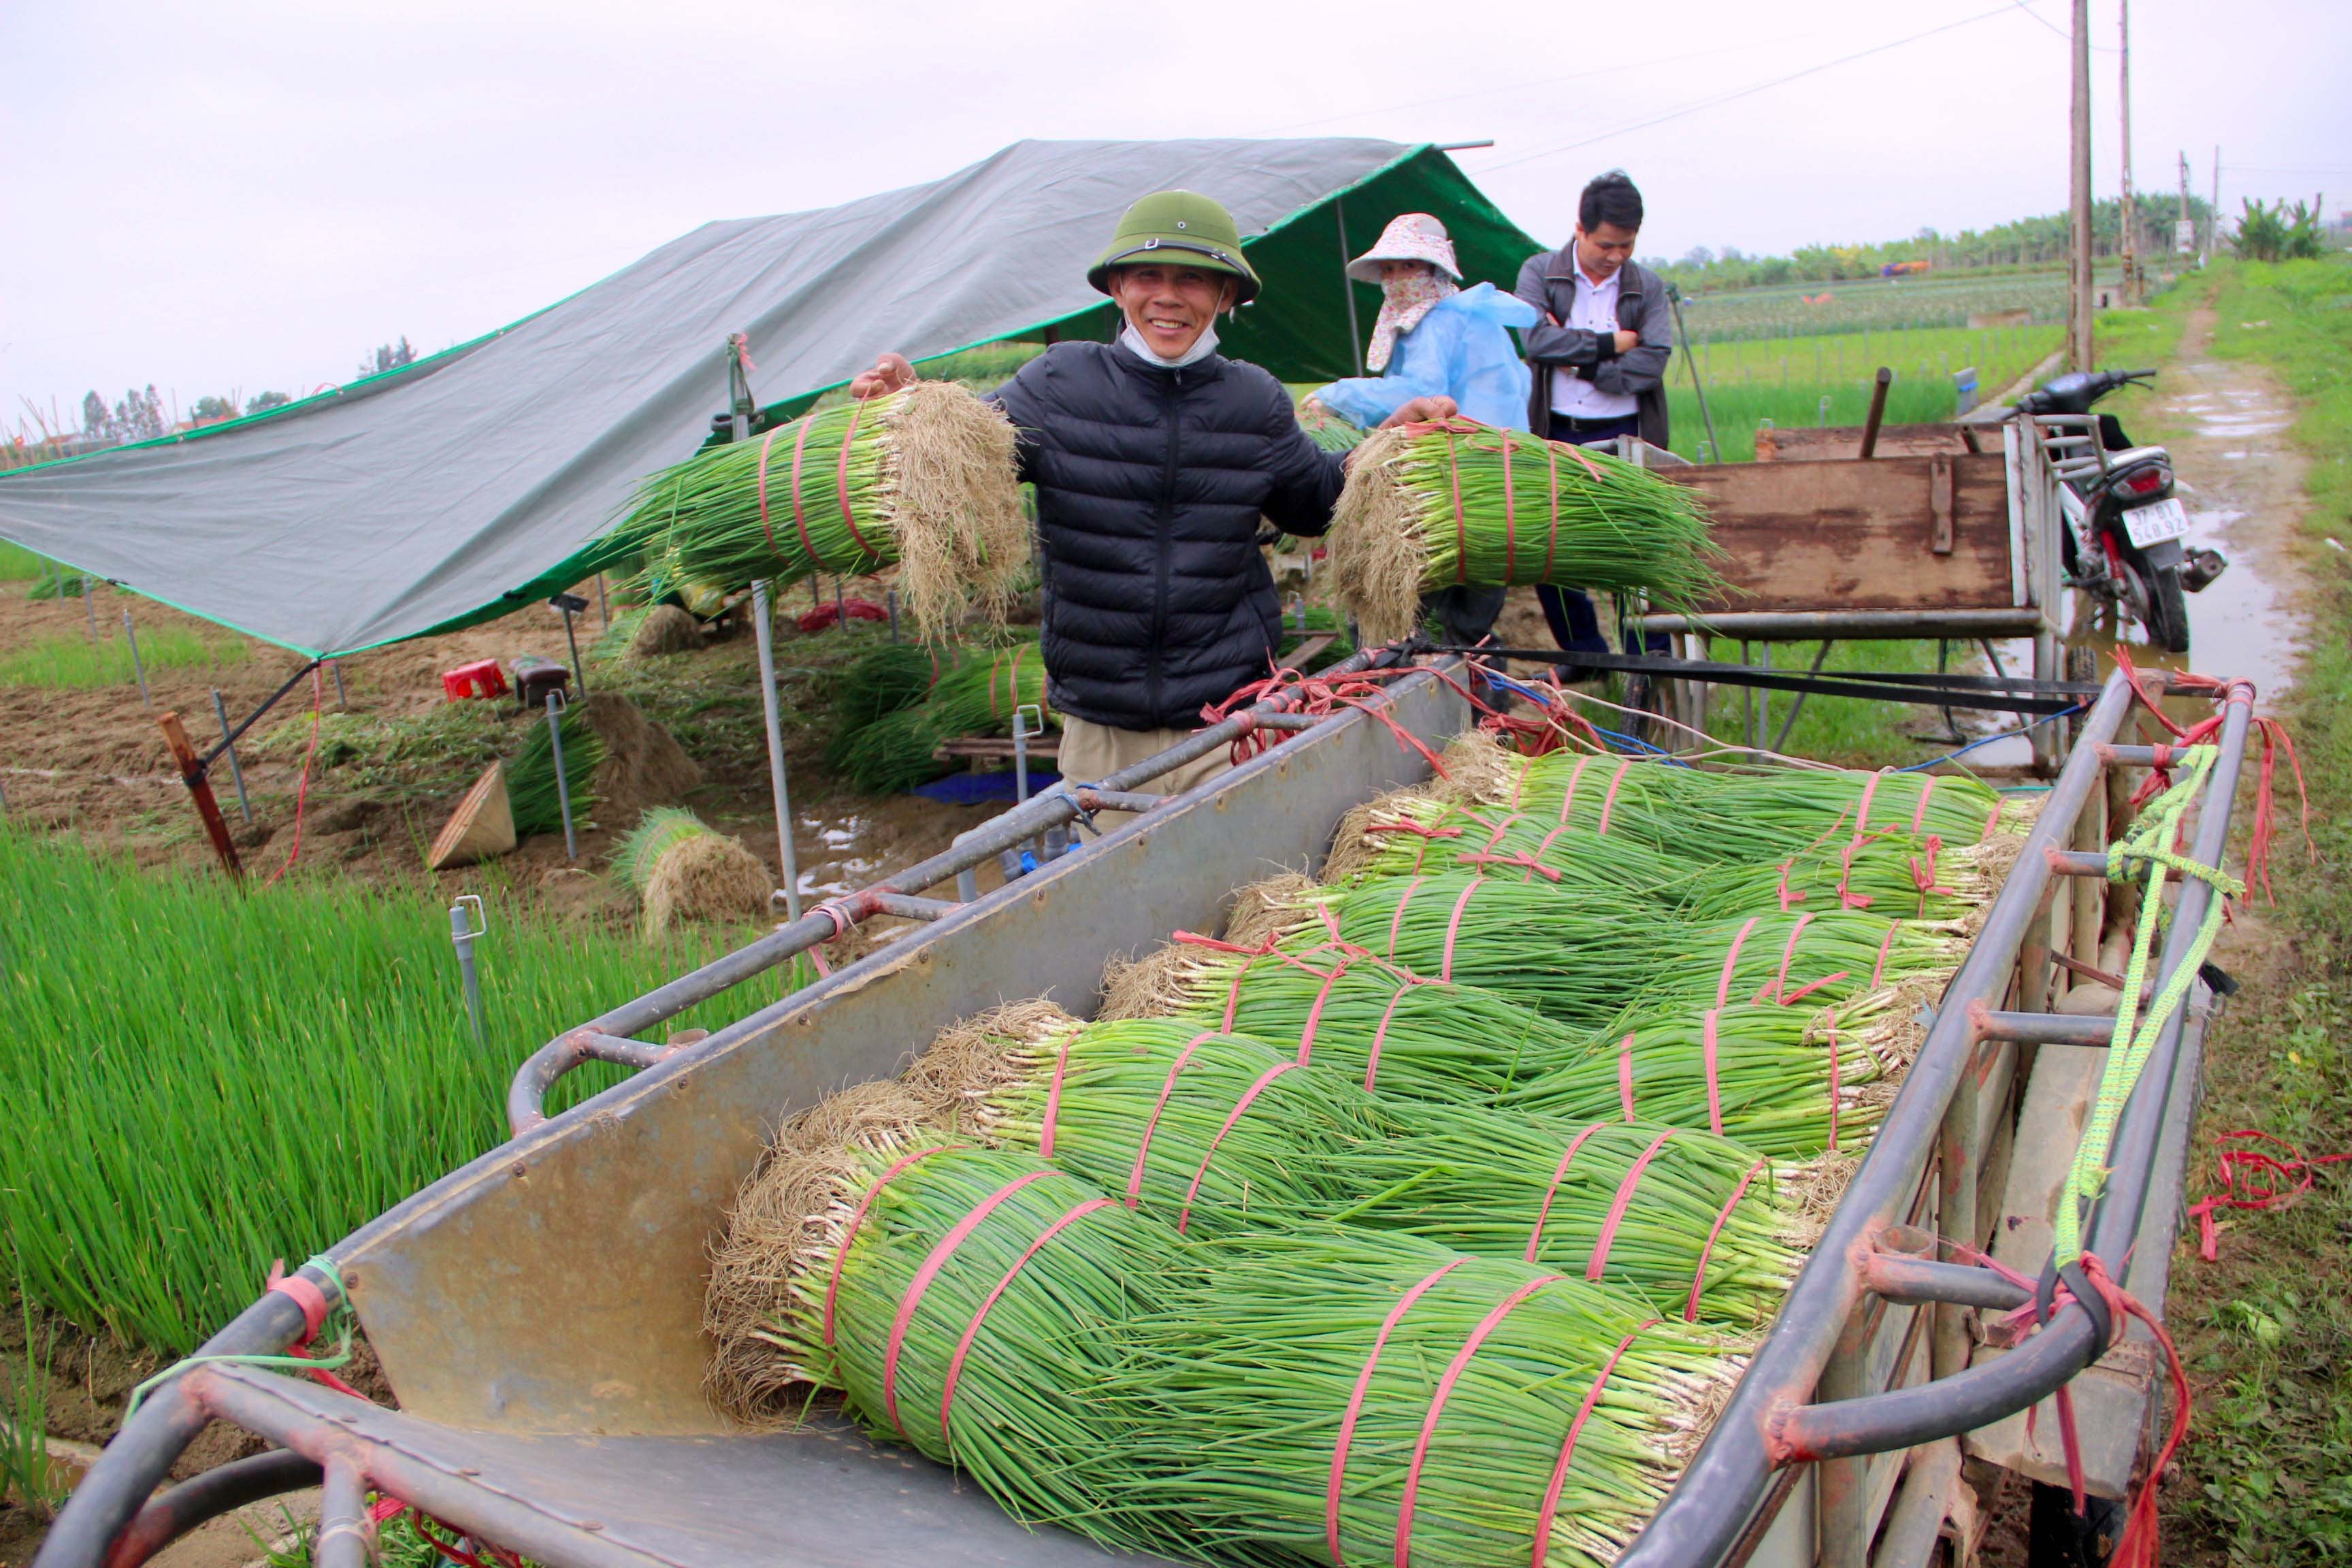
[34, 660, 2250, 1568]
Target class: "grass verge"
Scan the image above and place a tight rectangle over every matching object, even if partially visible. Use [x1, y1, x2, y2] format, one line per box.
[0, 625, 248, 689]
[2159, 254, 2352, 1563]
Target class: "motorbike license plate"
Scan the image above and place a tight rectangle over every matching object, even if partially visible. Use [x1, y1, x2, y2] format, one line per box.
[2123, 495, 2190, 548]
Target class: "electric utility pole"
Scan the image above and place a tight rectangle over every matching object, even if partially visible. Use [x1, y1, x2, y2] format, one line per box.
[2177, 151, 2195, 257]
[2210, 146, 2222, 261]
[2067, 0, 2095, 370]
[2118, 0, 2138, 301]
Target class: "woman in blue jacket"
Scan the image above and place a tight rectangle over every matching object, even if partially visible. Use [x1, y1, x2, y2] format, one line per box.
[1309, 213, 1537, 644]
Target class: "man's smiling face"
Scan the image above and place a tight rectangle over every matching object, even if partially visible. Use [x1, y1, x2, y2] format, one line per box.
[1109, 262, 1237, 359]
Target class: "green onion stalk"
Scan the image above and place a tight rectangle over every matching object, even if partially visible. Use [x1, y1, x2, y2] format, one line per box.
[1704, 767, 2025, 845]
[608, 382, 1029, 638]
[828, 640, 969, 736]
[1237, 871, 1673, 1030]
[1328, 419, 1725, 644]
[1330, 1102, 1802, 1326]
[1676, 825, 2012, 926]
[1101, 938, 1592, 1102]
[1100, 1230, 1748, 1568]
[762, 1135, 1186, 1556]
[1326, 791, 1684, 898]
[906, 1007, 1382, 1237]
[1627, 910, 1966, 1016]
[832, 640, 1054, 795]
[1435, 736, 1795, 865]
[1500, 1001, 1906, 1160]
[504, 707, 604, 838]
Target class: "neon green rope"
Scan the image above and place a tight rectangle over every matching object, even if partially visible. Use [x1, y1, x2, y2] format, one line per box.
[124, 1256, 351, 1418]
[2051, 749, 2243, 1267]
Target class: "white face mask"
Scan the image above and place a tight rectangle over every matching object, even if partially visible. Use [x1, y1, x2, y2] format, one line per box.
[1119, 321, 1221, 368]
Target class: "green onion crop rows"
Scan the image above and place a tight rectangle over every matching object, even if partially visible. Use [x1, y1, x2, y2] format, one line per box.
[0, 828, 763, 1353]
[0, 626, 249, 690]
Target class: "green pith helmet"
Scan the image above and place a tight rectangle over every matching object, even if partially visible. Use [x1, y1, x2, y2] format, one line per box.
[1087, 189, 1262, 304]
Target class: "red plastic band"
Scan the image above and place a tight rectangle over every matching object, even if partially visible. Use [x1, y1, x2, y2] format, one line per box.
[1438, 878, 1480, 983]
[834, 396, 880, 561]
[1871, 920, 1901, 988]
[1126, 1033, 1215, 1207]
[824, 1144, 966, 1346]
[1220, 949, 1260, 1034]
[1365, 977, 1418, 1090]
[1910, 835, 1948, 917]
[1530, 1321, 1659, 1568]
[1327, 1260, 1464, 1568]
[1298, 960, 1350, 1064]
[265, 1269, 330, 1343]
[1597, 759, 1631, 836]
[1587, 1129, 1676, 1281]
[1686, 1161, 1771, 1322]
[1853, 771, 1884, 836]
[1557, 754, 1594, 826]
[785, 407, 823, 566]
[1618, 1034, 1637, 1121]
[1910, 774, 1939, 835]
[881, 1170, 1053, 1434]
[1038, 1039, 1073, 1158]
[1826, 1025, 1842, 1154]
[1526, 1122, 1612, 1264]
[1386, 877, 1425, 961]
[1715, 915, 1760, 1009]
[1499, 429, 1518, 572]
[1532, 821, 1575, 865]
[1539, 440, 1562, 581]
[1777, 970, 1848, 1007]
[938, 1196, 1113, 1451]
[1702, 1009, 1725, 1135]
[1769, 912, 1816, 1004]
[1395, 1275, 1565, 1567]
[753, 426, 784, 553]
[1177, 1062, 1298, 1233]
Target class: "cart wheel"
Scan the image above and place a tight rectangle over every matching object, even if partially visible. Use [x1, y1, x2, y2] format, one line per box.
[2026, 1480, 2123, 1567]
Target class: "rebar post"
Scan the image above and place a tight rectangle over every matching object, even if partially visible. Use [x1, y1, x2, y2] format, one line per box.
[123, 609, 150, 706]
[210, 690, 252, 823]
[751, 581, 803, 921]
[545, 691, 578, 861]
[83, 576, 97, 640]
[449, 896, 487, 1047]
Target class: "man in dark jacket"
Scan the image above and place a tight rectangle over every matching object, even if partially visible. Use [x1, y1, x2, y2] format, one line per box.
[1516, 170, 1674, 653]
[850, 191, 1450, 813]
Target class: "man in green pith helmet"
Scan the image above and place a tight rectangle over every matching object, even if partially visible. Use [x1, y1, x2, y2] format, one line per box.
[850, 191, 1453, 822]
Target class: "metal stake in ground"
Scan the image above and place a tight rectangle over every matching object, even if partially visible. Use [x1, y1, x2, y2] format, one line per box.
[82, 576, 97, 641]
[123, 609, 150, 707]
[448, 894, 488, 1047]
[749, 581, 804, 922]
[1012, 704, 1043, 858]
[548, 591, 589, 694]
[544, 691, 578, 862]
[330, 661, 348, 710]
[210, 689, 253, 823]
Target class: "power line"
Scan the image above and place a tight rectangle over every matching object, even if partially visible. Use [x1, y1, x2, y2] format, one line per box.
[1475, 3, 2054, 176]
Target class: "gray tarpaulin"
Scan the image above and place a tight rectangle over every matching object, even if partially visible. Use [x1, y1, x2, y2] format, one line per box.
[0, 138, 1536, 657]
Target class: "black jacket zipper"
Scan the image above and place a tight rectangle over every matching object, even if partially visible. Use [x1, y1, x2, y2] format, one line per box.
[1147, 370, 1182, 726]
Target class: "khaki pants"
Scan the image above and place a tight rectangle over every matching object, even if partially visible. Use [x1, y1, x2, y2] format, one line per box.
[1056, 715, 1234, 833]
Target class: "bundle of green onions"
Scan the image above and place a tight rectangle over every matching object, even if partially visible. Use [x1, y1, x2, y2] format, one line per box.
[1232, 870, 1670, 1030]
[1629, 911, 1966, 1015]
[612, 382, 1028, 638]
[505, 706, 604, 837]
[1102, 938, 1590, 1102]
[1435, 735, 1776, 866]
[734, 1120, 1179, 1550]
[906, 1005, 1381, 1235]
[832, 640, 1054, 795]
[1326, 790, 1684, 896]
[1106, 1230, 1746, 1568]
[1501, 1001, 1904, 1158]
[828, 641, 966, 734]
[1705, 766, 2021, 847]
[1676, 826, 2006, 925]
[1327, 419, 1724, 643]
[1333, 1102, 1802, 1325]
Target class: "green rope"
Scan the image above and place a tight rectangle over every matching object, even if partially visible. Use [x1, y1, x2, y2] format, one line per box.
[125, 1256, 352, 1418]
[2051, 750, 2244, 1267]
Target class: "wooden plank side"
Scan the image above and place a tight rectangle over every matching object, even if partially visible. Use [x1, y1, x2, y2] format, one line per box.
[1671, 453, 2013, 612]
[1754, 423, 1983, 461]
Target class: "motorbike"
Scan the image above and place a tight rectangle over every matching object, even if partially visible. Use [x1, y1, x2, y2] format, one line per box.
[2014, 368, 2225, 654]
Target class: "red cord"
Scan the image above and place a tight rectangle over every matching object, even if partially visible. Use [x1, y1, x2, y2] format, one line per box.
[261, 666, 325, 889]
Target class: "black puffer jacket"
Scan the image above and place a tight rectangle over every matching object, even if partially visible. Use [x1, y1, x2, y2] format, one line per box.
[992, 342, 1346, 731]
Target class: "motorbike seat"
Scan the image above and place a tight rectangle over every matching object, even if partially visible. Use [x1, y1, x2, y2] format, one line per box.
[2105, 446, 2170, 472]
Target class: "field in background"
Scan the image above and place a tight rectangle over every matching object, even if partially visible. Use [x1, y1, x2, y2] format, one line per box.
[1675, 267, 2095, 340]
[0, 625, 250, 690]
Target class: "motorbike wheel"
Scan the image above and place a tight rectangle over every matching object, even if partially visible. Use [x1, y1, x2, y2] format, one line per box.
[2115, 554, 2192, 655]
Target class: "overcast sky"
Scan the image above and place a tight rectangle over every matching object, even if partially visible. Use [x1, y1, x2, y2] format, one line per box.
[5, 0, 2345, 429]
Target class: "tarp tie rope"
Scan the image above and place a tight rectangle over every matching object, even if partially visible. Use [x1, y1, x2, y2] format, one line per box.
[881, 1169, 1053, 1435]
[937, 1196, 1112, 1454]
[1588, 1130, 1677, 1280]
[1686, 1163, 1771, 1322]
[262, 666, 326, 890]
[1177, 1062, 1298, 1232]
[1531, 1321, 1659, 1568]
[1525, 1122, 1612, 1263]
[2186, 1129, 2352, 1260]
[1126, 1032, 1218, 1207]
[1395, 1275, 1565, 1567]
[1327, 1260, 1464, 1568]
[824, 1145, 968, 1346]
